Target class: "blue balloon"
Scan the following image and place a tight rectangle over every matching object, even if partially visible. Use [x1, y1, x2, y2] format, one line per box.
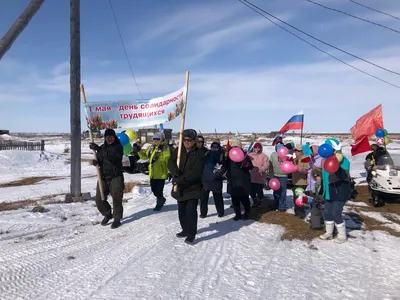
[375, 129, 385, 138]
[318, 143, 334, 158]
[117, 133, 129, 146]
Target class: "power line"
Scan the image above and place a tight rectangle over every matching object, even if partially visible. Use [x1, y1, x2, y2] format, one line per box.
[305, 0, 400, 34]
[349, 0, 400, 21]
[108, 0, 144, 99]
[237, 0, 400, 89]
[239, 0, 400, 77]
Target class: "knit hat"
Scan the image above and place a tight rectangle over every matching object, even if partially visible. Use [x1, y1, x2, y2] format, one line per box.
[325, 138, 342, 152]
[153, 132, 164, 141]
[231, 139, 242, 148]
[254, 142, 262, 148]
[183, 129, 197, 140]
[211, 140, 221, 147]
[105, 129, 116, 137]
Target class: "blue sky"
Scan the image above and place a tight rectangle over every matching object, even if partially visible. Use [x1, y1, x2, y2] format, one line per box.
[1, 0, 400, 133]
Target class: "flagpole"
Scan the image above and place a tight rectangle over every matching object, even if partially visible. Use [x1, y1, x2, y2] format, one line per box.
[300, 113, 304, 145]
[173, 71, 190, 193]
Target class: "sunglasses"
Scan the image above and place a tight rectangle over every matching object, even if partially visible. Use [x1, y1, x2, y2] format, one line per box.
[254, 146, 261, 149]
[198, 140, 204, 143]
[153, 138, 160, 141]
[183, 138, 194, 142]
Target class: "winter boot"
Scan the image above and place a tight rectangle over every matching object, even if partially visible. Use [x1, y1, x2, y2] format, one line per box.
[154, 197, 166, 211]
[185, 236, 195, 244]
[110, 219, 121, 229]
[233, 205, 242, 221]
[176, 231, 187, 238]
[334, 222, 347, 244]
[101, 213, 113, 226]
[319, 221, 334, 240]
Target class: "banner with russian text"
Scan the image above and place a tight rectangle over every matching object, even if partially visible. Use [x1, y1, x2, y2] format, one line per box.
[84, 86, 186, 130]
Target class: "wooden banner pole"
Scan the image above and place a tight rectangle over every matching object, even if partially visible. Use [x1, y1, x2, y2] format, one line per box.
[80, 84, 105, 200]
[173, 71, 190, 192]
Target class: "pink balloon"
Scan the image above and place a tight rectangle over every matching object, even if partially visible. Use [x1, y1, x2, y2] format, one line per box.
[229, 147, 245, 162]
[280, 161, 298, 174]
[295, 195, 308, 207]
[277, 146, 289, 160]
[295, 197, 304, 207]
[269, 178, 281, 191]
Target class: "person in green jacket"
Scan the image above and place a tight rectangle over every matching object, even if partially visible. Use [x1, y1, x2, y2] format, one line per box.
[138, 132, 171, 211]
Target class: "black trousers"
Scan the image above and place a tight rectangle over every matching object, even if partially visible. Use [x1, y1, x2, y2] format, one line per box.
[231, 195, 250, 217]
[178, 199, 198, 238]
[150, 179, 165, 198]
[200, 190, 224, 216]
[250, 183, 264, 200]
[95, 176, 124, 220]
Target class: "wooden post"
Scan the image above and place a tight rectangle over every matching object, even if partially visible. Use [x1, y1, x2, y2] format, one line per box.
[40, 140, 45, 151]
[173, 71, 190, 192]
[70, 0, 81, 198]
[80, 84, 105, 200]
[0, 0, 45, 60]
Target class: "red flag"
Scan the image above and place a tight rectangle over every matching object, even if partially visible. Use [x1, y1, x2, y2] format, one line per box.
[351, 136, 371, 156]
[350, 104, 383, 141]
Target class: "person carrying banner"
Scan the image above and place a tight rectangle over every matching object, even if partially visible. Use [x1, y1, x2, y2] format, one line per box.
[138, 132, 171, 211]
[168, 129, 205, 244]
[89, 129, 124, 229]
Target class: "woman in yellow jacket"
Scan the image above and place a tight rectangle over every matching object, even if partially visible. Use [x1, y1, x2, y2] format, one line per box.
[138, 132, 171, 211]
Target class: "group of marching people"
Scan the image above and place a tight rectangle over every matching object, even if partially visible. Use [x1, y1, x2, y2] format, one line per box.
[89, 128, 352, 245]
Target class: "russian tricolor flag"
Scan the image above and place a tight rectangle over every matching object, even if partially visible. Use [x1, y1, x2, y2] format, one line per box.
[278, 110, 304, 134]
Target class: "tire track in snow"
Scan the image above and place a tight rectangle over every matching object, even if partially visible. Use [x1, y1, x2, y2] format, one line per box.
[0, 204, 177, 300]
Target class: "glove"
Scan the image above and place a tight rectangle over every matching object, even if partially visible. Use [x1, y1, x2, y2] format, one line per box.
[167, 173, 173, 182]
[89, 143, 100, 151]
[92, 159, 98, 166]
[172, 175, 185, 185]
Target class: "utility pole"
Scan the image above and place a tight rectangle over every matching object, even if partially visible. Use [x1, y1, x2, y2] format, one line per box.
[0, 0, 45, 60]
[70, 0, 81, 199]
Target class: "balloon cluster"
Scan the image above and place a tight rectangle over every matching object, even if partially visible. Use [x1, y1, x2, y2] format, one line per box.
[375, 128, 390, 146]
[117, 129, 137, 155]
[276, 146, 299, 174]
[294, 187, 313, 207]
[318, 142, 340, 174]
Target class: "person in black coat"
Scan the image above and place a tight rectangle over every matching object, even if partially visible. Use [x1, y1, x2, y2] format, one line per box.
[168, 129, 206, 244]
[89, 129, 124, 229]
[200, 141, 226, 218]
[226, 140, 254, 221]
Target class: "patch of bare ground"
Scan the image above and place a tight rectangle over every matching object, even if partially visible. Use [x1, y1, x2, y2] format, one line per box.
[0, 176, 63, 188]
[251, 186, 400, 240]
[0, 194, 64, 212]
[123, 181, 148, 193]
[249, 199, 322, 241]
[0, 200, 38, 212]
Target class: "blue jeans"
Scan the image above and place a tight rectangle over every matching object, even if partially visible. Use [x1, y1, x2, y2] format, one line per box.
[273, 176, 287, 210]
[324, 200, 345, 224]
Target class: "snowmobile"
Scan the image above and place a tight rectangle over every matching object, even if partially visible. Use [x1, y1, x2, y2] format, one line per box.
[368, 149, 400, 207]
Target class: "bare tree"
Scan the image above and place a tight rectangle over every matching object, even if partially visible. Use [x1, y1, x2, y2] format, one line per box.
[0, 0, 45, 60]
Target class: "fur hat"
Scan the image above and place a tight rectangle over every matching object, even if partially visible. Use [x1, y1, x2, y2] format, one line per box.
[183, 129, 197, 140]
[231, 139, 242, 148]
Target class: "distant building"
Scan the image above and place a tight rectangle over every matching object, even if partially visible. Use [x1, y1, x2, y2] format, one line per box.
[0, 129, 10, 135]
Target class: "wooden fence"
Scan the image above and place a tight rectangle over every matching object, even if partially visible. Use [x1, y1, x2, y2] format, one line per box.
[0, 140, 45, 151]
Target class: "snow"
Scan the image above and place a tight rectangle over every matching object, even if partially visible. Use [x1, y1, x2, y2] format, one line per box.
[1, 136, 400, 299]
